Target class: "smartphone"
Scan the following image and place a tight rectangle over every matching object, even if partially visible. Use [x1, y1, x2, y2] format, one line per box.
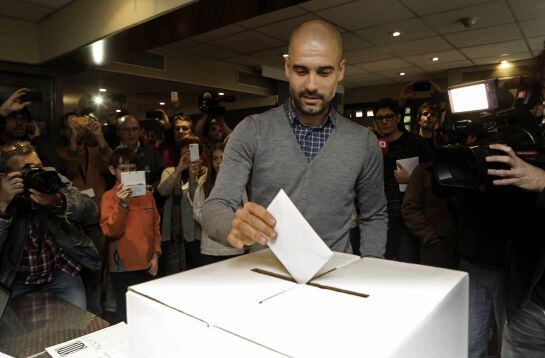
[412, 81, 431, 92]
[189, 143, 199, 162]
[75, 116, 90, 126]
[171, 91, 179, 103]
[20, 91, 43, 103]
[146, 110, 163, 119]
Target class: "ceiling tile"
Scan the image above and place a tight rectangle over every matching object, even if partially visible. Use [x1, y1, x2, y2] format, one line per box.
[248, 46, 289, 66]
[344, 72, 390, 83]
[383, 36, 453, 56]
[190, 24, 246, 43]
[471, 51, 532, 65]
[404, 50, 467, 66]
[162, 38, 199, 51]
[210, 31, 285, 53]
[185, 43, 241, 59]
[227, 55, 263, 67]
[460, 39, 528, 59]
[24, 0, 74, 8]
[527, 36, 545, 56]
[298, 0, 354, 12]
[255, 14, 319, 41]
[0, 0, 53, 21]
[345, 78, 397, 88]
[422, 1, 515, 34]
[354, 18, 436, 45]
[342, 33, 374, 51]
[344, 47, 395, 64]
[317, 0, 414, 31]
[400, 0, 493, 16]
[238, 6, 306, 28]
[419, 59, 474, 72]
[359, 58, 413, 72]
[519, 18, 545, 38]
[344, 64, 369, 76]
[444, 23, 522, 47]
[375, 67, 426, 81]
[507, 0, 545, 21]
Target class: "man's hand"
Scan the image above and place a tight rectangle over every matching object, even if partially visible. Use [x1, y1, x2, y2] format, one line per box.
[228, 202, 277, 249]
[116, 184, 132, 207]
[147, 253, 160, 276]
[394, 163, 410, 184]
[0, 88, 30, 117]
[400, 82, 416, 100]
[0, 172, 24, 212]
[86, 117, 104, 138]
[29, 189, 59, 208]
[176, 151, 190, 174]
[486, 143, 545, 192]
[27, 121, 41, 141]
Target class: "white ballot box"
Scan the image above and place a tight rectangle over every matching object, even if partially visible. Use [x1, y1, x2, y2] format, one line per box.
[127, 249, 468, 357]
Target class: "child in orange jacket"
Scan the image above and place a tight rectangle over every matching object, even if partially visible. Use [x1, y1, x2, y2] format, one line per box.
[101, 148, 161, 322]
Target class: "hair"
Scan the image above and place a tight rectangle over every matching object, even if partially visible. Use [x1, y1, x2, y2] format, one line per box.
[174, 114, 193, 128]
[373, 98, 400, 116]
[203, 141, 227, 198]
[6, 108, 32, 121]
[108, 147, 137, 168]
[417, 102, 439, 118]
[179, 134, 201, 149]
[118, 114, 140, 127]
[0, 142, 35, 173]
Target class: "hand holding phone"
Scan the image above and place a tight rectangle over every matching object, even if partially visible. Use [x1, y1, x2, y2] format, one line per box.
[189, 143, 199, 162]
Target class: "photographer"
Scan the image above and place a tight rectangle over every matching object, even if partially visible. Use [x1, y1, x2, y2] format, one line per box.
[0, 142, 100, 309]
[0, 88, 65, 174]
[195, 113, 232, 150]
[486, 143, 545, 357]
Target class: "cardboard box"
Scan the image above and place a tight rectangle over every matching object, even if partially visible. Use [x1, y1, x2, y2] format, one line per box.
[127, 249, 468, 357]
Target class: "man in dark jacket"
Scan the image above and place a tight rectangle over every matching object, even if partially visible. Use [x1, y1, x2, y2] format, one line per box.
[0, 142, 100, 309]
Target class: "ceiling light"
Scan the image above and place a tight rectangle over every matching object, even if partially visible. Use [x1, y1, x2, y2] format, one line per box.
[355, 111, 363, 118]
[499, 60, 512, 69]
[115, 109, 121, 113]
[93, 95, 103, 105]
[500, 60, 509, 64]
[283, 54, 289, 58]
[91, 39, 105, 65]
[218, 92, 225, 96]
[99, 88, 107, 92]
[432, 57, 439, 62]
[159, 102, 165, 106]
[391, 31, 401, 37]
[399, 72, 406, 76]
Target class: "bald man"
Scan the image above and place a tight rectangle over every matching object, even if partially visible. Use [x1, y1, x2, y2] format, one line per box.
[202, 20, 387, 257]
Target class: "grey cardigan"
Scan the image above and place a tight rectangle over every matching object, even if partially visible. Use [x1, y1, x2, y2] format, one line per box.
[202, 105, 388, 257]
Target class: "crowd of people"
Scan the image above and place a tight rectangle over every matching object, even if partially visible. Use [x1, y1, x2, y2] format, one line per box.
[0, 19, 544, 357]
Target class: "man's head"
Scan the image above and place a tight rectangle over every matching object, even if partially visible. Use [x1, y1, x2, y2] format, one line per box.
[418, 102, 439, 136]
[373, 98, 401, 139]
[108, 147, 138, 182]
[3, 109, 32, 140]
[173, 115, 193, 143]
[208, 119, 224, 143]
[0, 142, 41, 173]
[284, 20, 345, 117]
[117, 115, 140, 149]
[62, 112, 97, 146]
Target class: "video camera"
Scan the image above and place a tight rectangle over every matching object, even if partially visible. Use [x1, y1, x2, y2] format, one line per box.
[433, 78, 545, 189]
[198, 91, 235, 116]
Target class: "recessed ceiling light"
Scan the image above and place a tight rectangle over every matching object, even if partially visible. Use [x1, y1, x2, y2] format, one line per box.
[93, 95, 103, 105]
[432, 57, 439, 62]
[115, 109, 121, 113]
[282, 54, 289, 58]
[399, 72, 406, 76]
[99, 88, 107, 92]
[159, 102, 165, 106]
[218, 92, 225, 96]
[391, 31, 401, 37]
[500, 60, 509, 64]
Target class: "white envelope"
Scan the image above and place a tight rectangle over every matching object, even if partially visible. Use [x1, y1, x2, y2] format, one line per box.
[266, 189, 333, 284]
[396, 156, 419, 192]
[120, 171, 146, 197]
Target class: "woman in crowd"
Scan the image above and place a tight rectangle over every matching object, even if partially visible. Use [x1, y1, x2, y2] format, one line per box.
[193, 142, 245, 265]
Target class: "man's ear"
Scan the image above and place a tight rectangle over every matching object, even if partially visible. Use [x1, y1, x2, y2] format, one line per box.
[108, 165, 116, 176]
[337, 59, 346, 82]
[284, 56, 290, 80]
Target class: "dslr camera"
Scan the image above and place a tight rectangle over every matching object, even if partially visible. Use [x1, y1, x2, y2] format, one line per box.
[198, 91, 235, 116]
[433, 79, 545, 189]
[20, 164, 63, 195]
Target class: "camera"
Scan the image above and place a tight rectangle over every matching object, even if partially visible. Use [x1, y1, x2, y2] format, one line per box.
[433, 79, 545, 189]
[198, 91, 235, 116]
[20, 164, 62, 194]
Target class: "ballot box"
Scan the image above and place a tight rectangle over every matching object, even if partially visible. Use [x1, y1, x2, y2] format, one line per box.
[127, 249, 468, 357]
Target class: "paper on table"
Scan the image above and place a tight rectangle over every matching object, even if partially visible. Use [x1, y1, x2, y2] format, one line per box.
[120, 171, 146, 197]
[266, 189, 333, 284]
[396, 156, 419, 192]
[45, 322, 128, 358]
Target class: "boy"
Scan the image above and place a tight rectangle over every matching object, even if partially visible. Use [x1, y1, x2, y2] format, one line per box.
[100, 147, 161, 322]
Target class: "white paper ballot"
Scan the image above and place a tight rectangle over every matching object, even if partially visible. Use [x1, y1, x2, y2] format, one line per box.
[46, 323, 128, 358]
[266, 189, 333, 284]
[120, 171, 146, 197]
[396, 156, 419, 192]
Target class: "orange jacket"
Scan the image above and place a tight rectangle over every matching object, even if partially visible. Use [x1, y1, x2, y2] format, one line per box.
[101, 184, 162, 272]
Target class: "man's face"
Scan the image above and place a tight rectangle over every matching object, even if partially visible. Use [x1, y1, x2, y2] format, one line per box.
[209, 122, 223, 143]
[284, 37, 345, 116]
[8, 152, 42, 171]
[113, 161, 137, 182]
[4, 114, 29, 140]
[419, 108, 438, 132]
[174, 119, 192, 143]
[118, 117, 140, 147]
[374, 108, 400, 138]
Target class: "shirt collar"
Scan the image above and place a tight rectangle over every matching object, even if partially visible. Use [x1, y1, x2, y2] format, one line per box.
[284, 97, 336, 128]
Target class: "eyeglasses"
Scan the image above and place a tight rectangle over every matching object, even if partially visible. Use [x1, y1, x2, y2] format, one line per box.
[0, 141, 32, 155]
[374, 114, 397, 121]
